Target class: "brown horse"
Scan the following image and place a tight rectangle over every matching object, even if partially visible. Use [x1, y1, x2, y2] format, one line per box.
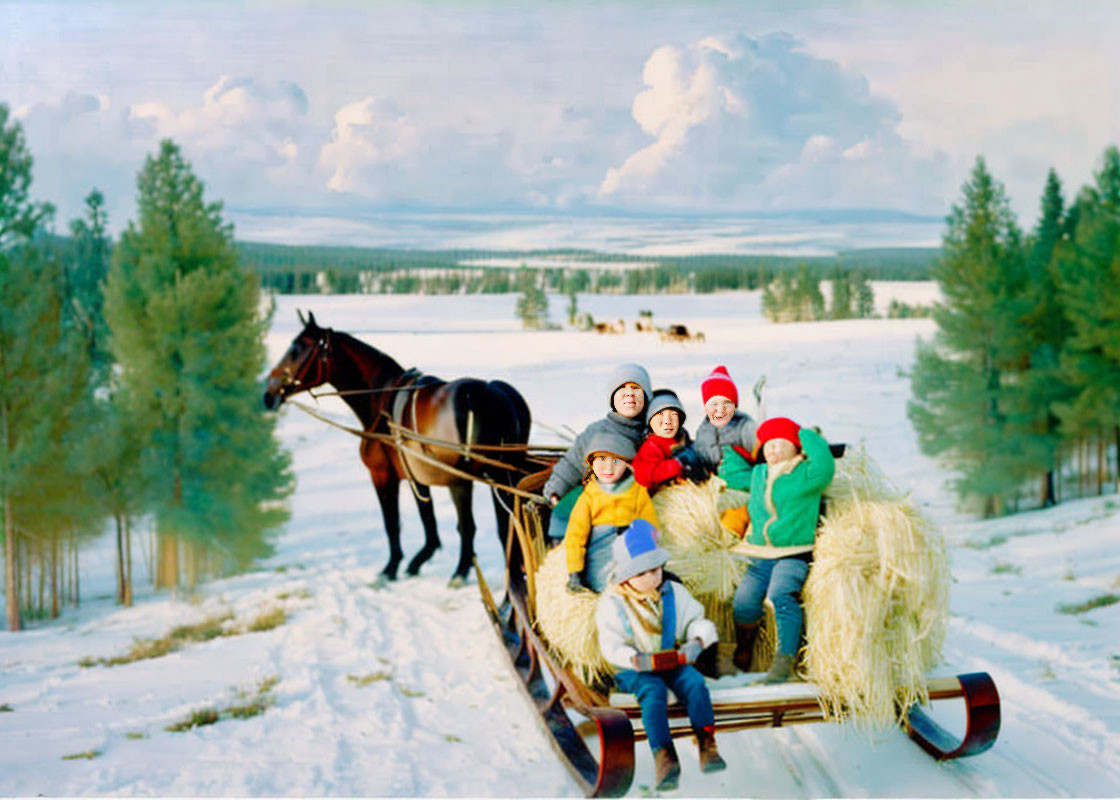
[263, 310, 532, 586]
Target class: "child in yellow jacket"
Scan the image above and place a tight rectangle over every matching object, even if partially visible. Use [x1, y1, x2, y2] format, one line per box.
[564, 430, 658, 592]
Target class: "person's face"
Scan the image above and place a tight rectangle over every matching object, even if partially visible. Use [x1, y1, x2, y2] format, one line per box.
[591, 454, 629, 484]
[763, 437, 798, 465]
[612, 382, 645, 419]
[650, 408, 681, 439]
[626, 565, 663, 593]
[704, 396, 736, 428]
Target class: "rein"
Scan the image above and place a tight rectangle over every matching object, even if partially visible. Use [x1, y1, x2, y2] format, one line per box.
[289, 399, 550, 504]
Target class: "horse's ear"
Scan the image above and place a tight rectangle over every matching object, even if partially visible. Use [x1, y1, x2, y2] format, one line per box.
[297, 308, 306, 325]
[308, 310, 318, 328]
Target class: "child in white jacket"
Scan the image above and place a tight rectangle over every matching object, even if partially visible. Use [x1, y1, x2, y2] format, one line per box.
[595, 520, 726, 791]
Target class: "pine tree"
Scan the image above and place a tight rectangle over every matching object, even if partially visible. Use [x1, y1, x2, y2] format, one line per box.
[67, 189, 113, 382]
[908, 157, 1031, 516]
[515, 266, 549, 329]
[104, 139, 291, 590]
[1, 104, 58, 630]
[828, 268, 853, 319]
[1018, 169, 1073, 505]
[1053, 146, 1120, 493]
[853, 272, 876, 318]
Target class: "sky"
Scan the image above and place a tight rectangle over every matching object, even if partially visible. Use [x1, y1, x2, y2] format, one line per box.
[3, 1, 1119, 241]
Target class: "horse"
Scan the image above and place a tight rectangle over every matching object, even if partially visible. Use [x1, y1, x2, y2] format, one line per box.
[262, 310, 532, 587]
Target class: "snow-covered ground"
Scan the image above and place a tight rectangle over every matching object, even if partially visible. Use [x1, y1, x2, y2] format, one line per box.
[2, 286, 1119, 797]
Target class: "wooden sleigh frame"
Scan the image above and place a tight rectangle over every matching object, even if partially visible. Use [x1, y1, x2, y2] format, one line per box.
[477, 469, 1001, 798]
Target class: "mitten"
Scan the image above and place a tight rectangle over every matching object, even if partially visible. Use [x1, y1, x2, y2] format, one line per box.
[675, 445, 708, 483]
[567, 572, 584, 592]
[680, 639, 703, 665]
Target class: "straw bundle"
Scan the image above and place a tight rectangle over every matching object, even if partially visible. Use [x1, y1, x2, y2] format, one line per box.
[803, 446, 949, 730]
[652, 479, 750, 642]
[532, 544, 613, 686]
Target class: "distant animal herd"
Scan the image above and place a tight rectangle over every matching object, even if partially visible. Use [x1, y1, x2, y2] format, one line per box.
[583, 311, 705, 343]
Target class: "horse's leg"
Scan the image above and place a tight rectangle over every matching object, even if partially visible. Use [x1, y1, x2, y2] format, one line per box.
[447, 481, 476, 588]
[373, 476, 404, 586]
[405, 483, 441, 577]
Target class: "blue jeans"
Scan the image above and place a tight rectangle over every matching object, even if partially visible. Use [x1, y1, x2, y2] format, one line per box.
[614, 666, 714, 752]
[732, 557, 810, 657]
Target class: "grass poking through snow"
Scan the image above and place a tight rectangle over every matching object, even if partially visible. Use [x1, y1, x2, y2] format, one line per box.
[80, 607, 288, 668]
[1056, 593, 1120, 615]
[165, 675, 279, 732]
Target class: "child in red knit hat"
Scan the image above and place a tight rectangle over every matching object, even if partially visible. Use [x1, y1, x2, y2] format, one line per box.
[693, 365, 759, 474]
[719, 416, 836, 683]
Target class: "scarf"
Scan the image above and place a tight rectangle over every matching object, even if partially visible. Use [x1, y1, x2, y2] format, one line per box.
[760, 453, 805, 546]
[611, 580, 663, 654]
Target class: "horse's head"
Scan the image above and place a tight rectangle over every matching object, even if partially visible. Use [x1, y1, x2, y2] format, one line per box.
[263, 309, 333, 410]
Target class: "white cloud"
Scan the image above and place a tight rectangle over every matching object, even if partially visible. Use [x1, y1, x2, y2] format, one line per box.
[599, 32, 949, 213]
[128, 75, 309, 170]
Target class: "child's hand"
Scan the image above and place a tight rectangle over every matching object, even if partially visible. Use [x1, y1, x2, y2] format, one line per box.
[679, 639, 703, 665]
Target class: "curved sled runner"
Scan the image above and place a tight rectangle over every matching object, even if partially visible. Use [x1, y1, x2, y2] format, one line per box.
[477, 467, 1001, 797]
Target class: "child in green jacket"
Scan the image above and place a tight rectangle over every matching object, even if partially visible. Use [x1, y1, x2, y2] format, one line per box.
[719, 416, 835, 682]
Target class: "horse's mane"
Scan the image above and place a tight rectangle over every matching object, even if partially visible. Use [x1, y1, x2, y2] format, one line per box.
[331, 329, 406, 381]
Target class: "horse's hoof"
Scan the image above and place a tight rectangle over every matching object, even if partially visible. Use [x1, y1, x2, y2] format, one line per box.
[447, 575, 468, 589]
[371, 574, 394, 590]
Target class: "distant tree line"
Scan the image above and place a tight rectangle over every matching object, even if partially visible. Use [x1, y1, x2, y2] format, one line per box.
[1, 103, 291, 631]
[240, 240, 938, 297]
[909, 148, 1120, 517]
[760, 266, 877, 322]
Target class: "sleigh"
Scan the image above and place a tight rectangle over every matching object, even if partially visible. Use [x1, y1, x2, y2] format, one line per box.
[476, 466, 1001, 798]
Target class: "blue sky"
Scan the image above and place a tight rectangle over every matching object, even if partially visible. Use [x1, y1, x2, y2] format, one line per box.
[2, 1, 1118, 240]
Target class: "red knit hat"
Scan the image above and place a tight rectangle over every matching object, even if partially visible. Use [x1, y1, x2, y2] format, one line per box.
[701, 365, 738, 406]
[756, 417, 801, 448]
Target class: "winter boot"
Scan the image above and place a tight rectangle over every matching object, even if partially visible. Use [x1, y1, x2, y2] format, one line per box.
[694, 642, 720, 678]
[732, 622, 760, 672]
[754, 652, 796, 685]
[653, 742, 681, 791]
[696, 726, 727, 773]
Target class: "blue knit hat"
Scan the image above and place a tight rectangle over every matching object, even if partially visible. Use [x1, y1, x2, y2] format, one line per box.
[611, 519, 670, 584]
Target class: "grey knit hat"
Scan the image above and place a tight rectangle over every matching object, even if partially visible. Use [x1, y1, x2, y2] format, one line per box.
[611, 519, 670, 584]
[606, 363, 652, 410]
[583, 429, 637, 463]
[646, 388, 686, 426]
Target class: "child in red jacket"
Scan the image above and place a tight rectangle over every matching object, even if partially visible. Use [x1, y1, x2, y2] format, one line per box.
[633, 389, 706, 493]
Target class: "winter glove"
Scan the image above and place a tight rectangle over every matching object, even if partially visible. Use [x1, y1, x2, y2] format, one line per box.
[567, 572, 584, 592]
[674, 445, 708, 483]
[679, 639, 704, 665]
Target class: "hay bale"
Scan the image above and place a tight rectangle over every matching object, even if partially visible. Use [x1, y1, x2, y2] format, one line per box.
[533, 545, 612, 686]
[803, 447, 948, 730]
[652, 479, 749, 642]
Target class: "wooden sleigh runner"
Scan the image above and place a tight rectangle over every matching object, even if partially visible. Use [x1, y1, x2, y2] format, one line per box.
[478, 468, 1001, 798]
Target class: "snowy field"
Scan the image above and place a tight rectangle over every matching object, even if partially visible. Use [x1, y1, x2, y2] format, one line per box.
[2, 286, 1120, 797]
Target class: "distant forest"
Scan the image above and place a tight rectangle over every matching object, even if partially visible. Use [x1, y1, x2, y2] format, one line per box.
[235, 241, 939, 295]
